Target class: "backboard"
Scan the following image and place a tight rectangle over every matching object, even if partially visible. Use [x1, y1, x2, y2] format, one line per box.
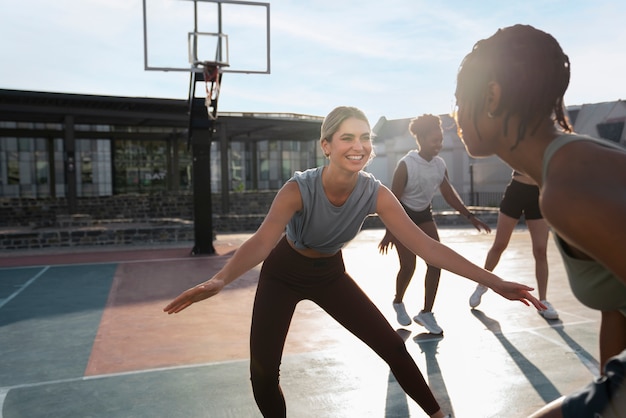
[142, 0, 270, 74]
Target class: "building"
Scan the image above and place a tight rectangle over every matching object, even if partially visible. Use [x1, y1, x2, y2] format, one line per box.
[0, 89, 324, 201]
[0, 89, 324, 249]
[567, 100, 626, 143]
[1, 88, 623, 249]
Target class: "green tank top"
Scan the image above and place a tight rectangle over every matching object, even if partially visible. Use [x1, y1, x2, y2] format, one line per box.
[542, 134, 626, 316]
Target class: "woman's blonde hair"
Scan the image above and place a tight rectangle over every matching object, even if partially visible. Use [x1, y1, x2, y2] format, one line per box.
[320, 106, 370, 142]
[319, 106, 376, 163]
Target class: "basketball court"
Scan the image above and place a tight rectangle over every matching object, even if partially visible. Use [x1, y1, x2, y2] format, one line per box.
[0, 3, 604, 416]
[0, 227, 602, 417]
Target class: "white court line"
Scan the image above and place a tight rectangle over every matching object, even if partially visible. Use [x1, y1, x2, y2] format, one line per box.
[0, 266, 49, 310]
[0, 389, 7, 418]
[527, 325, 601, 378]
[0, 255, 222, 271]
[0, 356, 250, 418]
[0, 266, 49, 418]
[0, 346, 349, 417]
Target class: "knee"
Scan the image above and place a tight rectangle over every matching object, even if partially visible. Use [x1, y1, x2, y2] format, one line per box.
[250, 359, 280, 389]
[384, 335, 413, 365]
[426, 265, 441, 276]
[490, 241, 508, 255]
[532, 245, 548, 261]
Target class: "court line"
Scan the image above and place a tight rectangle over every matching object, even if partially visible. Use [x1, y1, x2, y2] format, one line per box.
[0, 266, 49, 311]
[527, 327, 601, 378]
[0, 355, 244, 418]
[0, 255, 228, 271]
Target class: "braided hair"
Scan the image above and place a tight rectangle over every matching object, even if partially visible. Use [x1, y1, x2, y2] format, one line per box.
[455, 24, 572, 149]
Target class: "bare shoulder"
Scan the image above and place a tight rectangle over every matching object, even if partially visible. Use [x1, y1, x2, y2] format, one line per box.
[272, 181, 303, 211]
[541, 139, 626, 271]
[543, 140, 625, 215]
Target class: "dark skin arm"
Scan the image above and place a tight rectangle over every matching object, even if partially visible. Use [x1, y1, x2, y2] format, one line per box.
[439, 172, 491, 233]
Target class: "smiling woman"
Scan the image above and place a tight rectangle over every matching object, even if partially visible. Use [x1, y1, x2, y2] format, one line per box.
[377, 114, 491, 334]
[163, 105, 544, 418]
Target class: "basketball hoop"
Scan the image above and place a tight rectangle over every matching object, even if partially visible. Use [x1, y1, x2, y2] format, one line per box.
[202, 62, 223, 120]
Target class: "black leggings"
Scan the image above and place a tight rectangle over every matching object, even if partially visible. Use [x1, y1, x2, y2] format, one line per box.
[249, 236, 440, 417]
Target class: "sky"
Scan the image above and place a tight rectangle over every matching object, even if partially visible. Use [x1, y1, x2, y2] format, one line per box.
[1, 0, 625, 125]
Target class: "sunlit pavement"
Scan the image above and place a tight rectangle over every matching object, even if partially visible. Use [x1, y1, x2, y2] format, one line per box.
[0, 227, 600, 417]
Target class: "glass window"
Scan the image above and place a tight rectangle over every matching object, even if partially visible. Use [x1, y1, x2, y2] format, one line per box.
[113, 139, 169, 193]
[178, 141, 193, 191]
[34, 139, 49, 194]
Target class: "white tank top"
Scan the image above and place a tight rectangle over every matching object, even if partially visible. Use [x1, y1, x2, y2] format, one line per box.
[398, 150, 446, 211]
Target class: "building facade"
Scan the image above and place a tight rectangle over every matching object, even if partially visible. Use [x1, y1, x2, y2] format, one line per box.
[0, 89, 323, 227]
[2, 88, 624, 246]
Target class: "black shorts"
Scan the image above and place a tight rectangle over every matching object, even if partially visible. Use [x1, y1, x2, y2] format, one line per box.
[401, 203, 434, 226]
[562, 349, 626, 417]
[499, 179, 543, 220]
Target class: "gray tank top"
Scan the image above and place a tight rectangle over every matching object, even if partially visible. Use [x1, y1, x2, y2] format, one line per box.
[542, 134, 626, 316]
[285, 167, 381, 254]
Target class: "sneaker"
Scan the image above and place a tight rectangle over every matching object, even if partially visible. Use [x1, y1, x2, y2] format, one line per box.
[469, 284, 488, 308]
[393, 302, 412, 326]
[538, 300, 559, 320]
[413, 310, 443, 334]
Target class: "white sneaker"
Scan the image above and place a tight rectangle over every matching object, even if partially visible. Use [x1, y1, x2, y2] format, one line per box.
[393, 302, 412, 326]
[469, 284, 488, 308]
[538, 300, 559, 320]
[413, 311, 443, 334]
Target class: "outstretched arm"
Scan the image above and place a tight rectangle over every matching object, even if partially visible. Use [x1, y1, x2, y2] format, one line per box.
[439, 173, 491, 233]
[378, 161, 407, 254]
[376, 186, 544, 309]
[163, 182, 302, 314]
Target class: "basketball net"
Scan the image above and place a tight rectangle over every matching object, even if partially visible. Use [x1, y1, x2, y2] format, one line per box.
[203, 63, 221, 120]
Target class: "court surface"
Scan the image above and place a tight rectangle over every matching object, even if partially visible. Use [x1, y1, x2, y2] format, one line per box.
[0, 227, 601, 417]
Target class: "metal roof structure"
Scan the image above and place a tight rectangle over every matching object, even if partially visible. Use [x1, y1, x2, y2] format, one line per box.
[0, 89, 323, 142]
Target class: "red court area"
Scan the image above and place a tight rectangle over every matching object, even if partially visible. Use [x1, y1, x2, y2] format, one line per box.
[1, 239, 350, 377]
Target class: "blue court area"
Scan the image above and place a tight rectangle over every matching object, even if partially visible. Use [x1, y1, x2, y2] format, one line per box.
[0, 228, 602, 417]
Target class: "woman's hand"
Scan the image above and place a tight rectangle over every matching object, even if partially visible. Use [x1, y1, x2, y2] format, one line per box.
[163, 278, 225, 314]
[491, 280, 546, 311]
[469, 215, 492, 233]
[378, 231, 396, 255]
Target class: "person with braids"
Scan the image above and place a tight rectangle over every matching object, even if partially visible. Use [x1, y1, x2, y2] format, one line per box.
[454, 24, 626, 417]
[378, 114, 491, 334]
[469, 170, 559, 320]
[164, 106, 545, 418]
